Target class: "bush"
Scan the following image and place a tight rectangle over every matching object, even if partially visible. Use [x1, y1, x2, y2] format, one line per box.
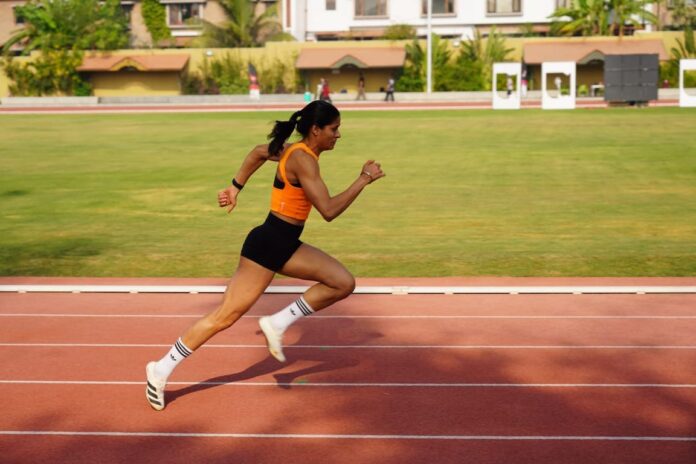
[2, 50, 85, 96]
[384, 24, 417, 40]
[183, 53, 248, 95]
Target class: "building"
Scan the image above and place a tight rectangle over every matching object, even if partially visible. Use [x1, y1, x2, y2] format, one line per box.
[280, 0, 565, 41]
[277, 0, 696, 41]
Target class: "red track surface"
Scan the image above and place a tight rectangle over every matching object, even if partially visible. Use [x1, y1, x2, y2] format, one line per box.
[0, 99, 681, 114]
[1, 277, 695, 463]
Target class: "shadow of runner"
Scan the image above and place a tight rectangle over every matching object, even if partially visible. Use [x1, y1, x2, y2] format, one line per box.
[166, 325, 371, 404]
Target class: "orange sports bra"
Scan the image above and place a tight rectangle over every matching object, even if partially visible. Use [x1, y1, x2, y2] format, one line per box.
[270, 142, 319, 221]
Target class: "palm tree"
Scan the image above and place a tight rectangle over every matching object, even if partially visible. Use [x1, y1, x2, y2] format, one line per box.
[610, 0, 656, 37]
[196, 0, 280, 47]
[458, 28, 514, 90]
[669, 0, 696, 30]
[396, 34, 452, 91]
[549, 0, 611, 36]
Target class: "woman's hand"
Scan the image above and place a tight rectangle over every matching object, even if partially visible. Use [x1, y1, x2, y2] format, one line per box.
[360, 160, 385, 184]
[217, 186, 241, 213]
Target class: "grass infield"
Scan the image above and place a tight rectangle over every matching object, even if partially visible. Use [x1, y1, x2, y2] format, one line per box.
[1, 107, 695, 277]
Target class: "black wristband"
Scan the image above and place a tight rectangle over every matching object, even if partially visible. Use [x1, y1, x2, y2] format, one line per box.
[232, 178, 244, 190]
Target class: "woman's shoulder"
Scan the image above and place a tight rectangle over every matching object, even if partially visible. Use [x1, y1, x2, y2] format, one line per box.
[286, 143, 318, 162]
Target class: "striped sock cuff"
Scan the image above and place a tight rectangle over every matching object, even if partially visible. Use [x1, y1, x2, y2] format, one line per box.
[296, 297, 315, 316]
[174, 338, 193, 358]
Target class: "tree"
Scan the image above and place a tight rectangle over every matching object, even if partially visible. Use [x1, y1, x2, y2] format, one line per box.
[395, 34, 451, 92]
[1, 0, 128, 96]
[668, 0, 696, 30]
[194, 0, 280, 47]
[2, 0, 128, 54]
[549, 0, 611, 36]
[448, 28, 513, 91]
[550, 0, 658, 37]
[609, 0, 656, 38]
[661, 25, 696, 86]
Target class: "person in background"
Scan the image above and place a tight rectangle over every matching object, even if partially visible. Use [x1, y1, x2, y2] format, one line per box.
[316, 78, 325, 101]
[320, 79, 332, 103]
[356, 74, 367, 101]
[384, 76, 395, 102]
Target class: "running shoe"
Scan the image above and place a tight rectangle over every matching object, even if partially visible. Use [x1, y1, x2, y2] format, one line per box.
[145, 361, 166, 411]
[259, 316, 286, 362]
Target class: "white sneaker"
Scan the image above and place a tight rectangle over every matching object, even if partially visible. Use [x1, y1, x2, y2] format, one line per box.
[145, 361, 166, 411]
[259, 316, 286, 362]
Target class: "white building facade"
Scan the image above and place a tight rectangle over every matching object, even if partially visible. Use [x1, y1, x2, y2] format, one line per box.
[281, 0, 572, 41]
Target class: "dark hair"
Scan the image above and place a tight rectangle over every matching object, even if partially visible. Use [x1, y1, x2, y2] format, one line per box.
[268, 100, 340, 156]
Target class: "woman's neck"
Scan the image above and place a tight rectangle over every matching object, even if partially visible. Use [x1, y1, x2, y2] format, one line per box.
[301, 139, 322, 156]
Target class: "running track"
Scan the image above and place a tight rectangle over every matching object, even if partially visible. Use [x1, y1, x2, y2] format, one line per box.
[1, 277, 695, 463]
[0, 99, 681, 114]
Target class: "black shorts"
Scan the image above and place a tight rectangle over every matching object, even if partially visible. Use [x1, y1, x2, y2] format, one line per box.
[241, 213, 304, 272]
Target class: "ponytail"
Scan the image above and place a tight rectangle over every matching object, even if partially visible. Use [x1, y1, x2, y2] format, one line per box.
[268, 110, 301, 157]
[267, 101, 340, 156]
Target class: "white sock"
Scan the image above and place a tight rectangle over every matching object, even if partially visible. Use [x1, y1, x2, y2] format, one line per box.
[154, 338, 192, 381]
[268, 296, 315, 333]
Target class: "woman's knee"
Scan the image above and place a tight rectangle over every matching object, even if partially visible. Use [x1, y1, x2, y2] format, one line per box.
[331, 272, 355, 299]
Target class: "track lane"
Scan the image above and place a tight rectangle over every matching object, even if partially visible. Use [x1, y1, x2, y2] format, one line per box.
[1, 315, 695, 347]
[2, 293, 696, 317]
[0, 435, 692, 464]
[2, 346, 696, 386]
[1, 384, 695, 438]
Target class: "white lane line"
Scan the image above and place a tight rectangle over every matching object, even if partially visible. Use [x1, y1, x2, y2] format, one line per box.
[0, 430, 694, 441]
[1, 313, 696, 320]
[2, 285, 696, 295]
[1, 380, 695, 389]
[2, 343, 696, 350]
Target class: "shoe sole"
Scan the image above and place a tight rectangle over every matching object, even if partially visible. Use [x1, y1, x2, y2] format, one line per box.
[259, 317, 286, 363]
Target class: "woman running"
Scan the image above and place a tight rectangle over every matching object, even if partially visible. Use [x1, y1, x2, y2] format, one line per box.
[145, 100, 385, 410]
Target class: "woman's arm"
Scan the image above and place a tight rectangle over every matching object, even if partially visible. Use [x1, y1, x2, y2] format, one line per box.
[292, 152, 385, 222]
[217, 144, 284, 213]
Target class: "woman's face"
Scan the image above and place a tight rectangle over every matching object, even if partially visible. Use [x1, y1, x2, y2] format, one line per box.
[313, 117, 341, 152]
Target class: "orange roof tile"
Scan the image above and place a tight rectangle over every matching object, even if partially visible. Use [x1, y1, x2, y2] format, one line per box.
[524, 39, 667, 64]
[78, 54, 190, 72]
[296, 47, 406, 70]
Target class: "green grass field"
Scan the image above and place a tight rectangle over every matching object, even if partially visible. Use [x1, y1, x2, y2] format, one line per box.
[1, 107, 695, 277]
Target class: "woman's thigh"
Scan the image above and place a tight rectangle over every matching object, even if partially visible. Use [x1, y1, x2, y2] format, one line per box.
[279, 243, 352, 285]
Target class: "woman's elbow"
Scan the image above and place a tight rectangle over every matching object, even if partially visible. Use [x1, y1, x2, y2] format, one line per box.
[320, 211, 337, 222]
[317, 207, 338, 222]
[253, 144, 271, 159]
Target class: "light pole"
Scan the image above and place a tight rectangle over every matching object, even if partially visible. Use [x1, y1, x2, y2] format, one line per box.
[426, 0, 432, 95]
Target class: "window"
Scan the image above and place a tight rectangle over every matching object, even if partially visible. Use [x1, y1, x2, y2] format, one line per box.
[13, 6, 25, 25]
[487, 0, 521, 15]
[120, 3, 134, 23]
[422, 0, 454, 15]
[168, 3, 202, 26]
[326, 0, 336, 10]
[355, 0, 387, 17]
